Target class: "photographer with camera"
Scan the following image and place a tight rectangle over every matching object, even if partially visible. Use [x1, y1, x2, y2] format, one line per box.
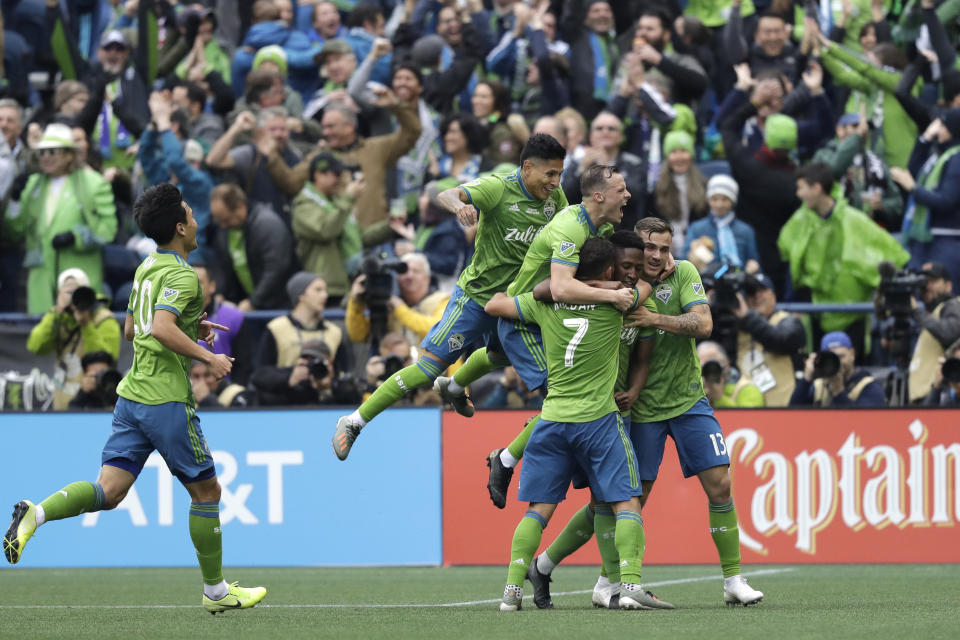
[26, 269, 121, 410]
[697, 340, 765, 408]
[908, 262, 960, 403]
[790, 331, 886, 407]
[252, 339, 339, 405]
[255, 271, 351, 384]
[345, 252, 449, 350]
[922, 343, 960, 407]
[735, 273, 806, 407]
[67, 351, 121, 410]
[361, 332, 441, 406]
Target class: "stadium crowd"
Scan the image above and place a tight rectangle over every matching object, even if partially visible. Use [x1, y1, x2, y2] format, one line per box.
[2, 0, 960, 411]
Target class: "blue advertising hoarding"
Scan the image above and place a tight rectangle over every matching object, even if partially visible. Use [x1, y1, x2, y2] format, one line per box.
[0, 408, 442, 568]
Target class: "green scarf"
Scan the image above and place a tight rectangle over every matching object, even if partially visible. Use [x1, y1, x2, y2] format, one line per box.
[228, 228, 255, 295]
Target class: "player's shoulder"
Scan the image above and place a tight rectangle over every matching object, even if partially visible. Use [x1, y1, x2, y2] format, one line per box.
[672, 260, 701, 280]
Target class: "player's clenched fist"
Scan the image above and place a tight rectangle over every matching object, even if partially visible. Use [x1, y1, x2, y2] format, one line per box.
[209, 354, 235, 380]
[610, 287, 638, 312]
[456, 204, 479, 226]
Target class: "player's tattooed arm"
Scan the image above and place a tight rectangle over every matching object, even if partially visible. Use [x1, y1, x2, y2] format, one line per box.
[648, 302, 713, 339]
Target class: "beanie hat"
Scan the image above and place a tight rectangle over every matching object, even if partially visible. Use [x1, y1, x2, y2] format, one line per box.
[286, 271, 320, 307]
[707, 174, 739, 204]
[253, 45, 288, 76]
[183, 139, 204, 163]
[663, 130, 694, 155]
[764, 114, 798, 151]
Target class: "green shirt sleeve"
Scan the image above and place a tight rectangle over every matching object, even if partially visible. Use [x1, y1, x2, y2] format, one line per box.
[156, 268, 200, 317]
[550, 226, 583, 268]
[514, 291, 541, 325]
[460, 175, 505, 213]
[638, 298, 658, 339]
[677, 261, 709, 310]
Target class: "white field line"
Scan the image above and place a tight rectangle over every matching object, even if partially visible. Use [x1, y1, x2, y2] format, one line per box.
[0, 568, 792, 610]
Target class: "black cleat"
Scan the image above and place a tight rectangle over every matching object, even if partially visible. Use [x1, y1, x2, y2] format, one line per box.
[526, 558, 554, 609]
[486, 448, 514, 509]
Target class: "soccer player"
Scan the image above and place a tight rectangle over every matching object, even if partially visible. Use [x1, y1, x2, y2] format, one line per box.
[441, 164, 641, 504]
[484, 237, 657, 611]
[332, 134, 575, 460]
[2, 184, 267, 614]
[626, 216, 763, 606]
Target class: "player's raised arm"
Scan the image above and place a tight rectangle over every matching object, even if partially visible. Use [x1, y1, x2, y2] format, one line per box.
[484, 292, 522, 320]
[629, 301, 713, 339]
[152, 309, 234, 378]
[549, 261, 637, 311]
[437, 185, 479, 226]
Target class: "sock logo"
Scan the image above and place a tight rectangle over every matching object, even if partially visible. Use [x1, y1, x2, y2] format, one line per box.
[710, 526, 729, 533]
[620, 560, 629, 567]
[513, 558, 525, 565]
[58, 491, 68, 498]
[394, 374, 409, 391]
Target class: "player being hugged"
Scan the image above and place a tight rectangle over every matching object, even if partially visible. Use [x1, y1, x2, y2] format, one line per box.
[2, 184, 267, 614]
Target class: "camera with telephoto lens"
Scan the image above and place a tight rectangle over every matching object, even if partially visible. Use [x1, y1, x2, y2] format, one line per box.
[876, 263, 926, 318]
[701, 264, 745, 313]
[701, 360, 725, 384]
[307, 357, 330, 380]
[378, 354, 406, 382]
[360, 253, 409, 340]
[94, 368, 122, 406]
[68, 286, 98, 313]
[811, 350, 841, 380]
[942, 358, 960, 384]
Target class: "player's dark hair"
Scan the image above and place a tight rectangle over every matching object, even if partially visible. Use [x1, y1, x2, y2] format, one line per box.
[520, 132, 566, 165]
[440, 113, 489, 155]
[635, 216, 673, 238]
[795, 162, 834, 194]
[81, 350, 116, 372]
[347, 2, 383, 28]
[580, 163, 619, 197]
[134, 183, 185, 245]
[610, 229, 645, 250]
[576, 237, 616, 281]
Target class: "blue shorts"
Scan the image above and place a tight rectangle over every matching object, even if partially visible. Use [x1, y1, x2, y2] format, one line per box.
[571, 412, 632, 490]
[102, 397, 216, 484]
[497, 318, 547, 392]
[420, 286, 500, 363]
[518, 412, 641, 504]
[631, 397, 730, 482]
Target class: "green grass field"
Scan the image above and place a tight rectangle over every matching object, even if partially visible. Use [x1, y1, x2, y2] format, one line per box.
[1, 564, 957, 639]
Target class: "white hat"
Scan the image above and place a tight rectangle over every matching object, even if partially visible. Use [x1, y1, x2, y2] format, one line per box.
[707, 174, 738, 204]
[36, 123, 77, 150]
[57, 268, 90, 290]
[183, 139, 204, 163]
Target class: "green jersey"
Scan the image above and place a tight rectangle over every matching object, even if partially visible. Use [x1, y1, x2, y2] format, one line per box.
[506, 203, 612, 296]
[516, 291, 628, 423]
[117, 249, 204, 407]
[615, 298, 658, 394]
[456, 168, 568, 305]
[632, 261, 709, 423]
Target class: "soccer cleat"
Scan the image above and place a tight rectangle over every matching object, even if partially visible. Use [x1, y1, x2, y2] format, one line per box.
[499, 584, 523, 611]
[724, 575, 763, 606]
[592, 578, 619, 609]
[433, 377, 475, 417]
[486, 449, 515, 509]
[526, 558, 554, 609]
[332, 415, 364, 461]
[202, 582, 267, 614]
[619, 583, 676, 610]
[3, 500, 37, 565]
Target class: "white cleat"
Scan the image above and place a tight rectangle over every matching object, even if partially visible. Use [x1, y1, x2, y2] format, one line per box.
[592, 577, 619, 609]
[619, 583, 676, 610]
[724, 575, 764, 606]
[499, 584, 523, 611]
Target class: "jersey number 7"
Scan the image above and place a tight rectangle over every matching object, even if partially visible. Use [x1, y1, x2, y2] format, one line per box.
[562, 318, 589, 367]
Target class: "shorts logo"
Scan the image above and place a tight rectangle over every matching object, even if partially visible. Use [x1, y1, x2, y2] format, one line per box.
[559, 241, 576, 257]
[162, 288, 180, 303]
[448, 333, 465, 352]
[655, 284, 672, 304]
[543, 201, 556, 220]
[692, 283, 703, 295]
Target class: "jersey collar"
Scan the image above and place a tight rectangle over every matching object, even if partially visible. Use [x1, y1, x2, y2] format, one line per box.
[515, 168, 535, 200]
[579, 204, 598, 235]
[157, 248, 188, 266]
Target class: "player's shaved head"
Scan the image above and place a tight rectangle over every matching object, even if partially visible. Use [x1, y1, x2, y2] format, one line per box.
[576, 237, 616, 281]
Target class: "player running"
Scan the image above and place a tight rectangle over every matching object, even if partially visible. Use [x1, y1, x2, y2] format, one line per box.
[484, 238, 657, 611]
[2, 184, 266, 614]
[332, 134, 576, 460]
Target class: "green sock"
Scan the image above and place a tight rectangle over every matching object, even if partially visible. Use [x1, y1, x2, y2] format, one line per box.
[507, 510, 546, 586]
[614, 510, 646, 585]
[452, 348, 508, 387]
[709, 501, 742, 578]
[545, 504, 595, 565]
[358, 358, 441, 422]
[506, 414, 540, 461]
[593, 505, 620, 582]
[189, 502, 224, 586]
[38, 481, 105, 522]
